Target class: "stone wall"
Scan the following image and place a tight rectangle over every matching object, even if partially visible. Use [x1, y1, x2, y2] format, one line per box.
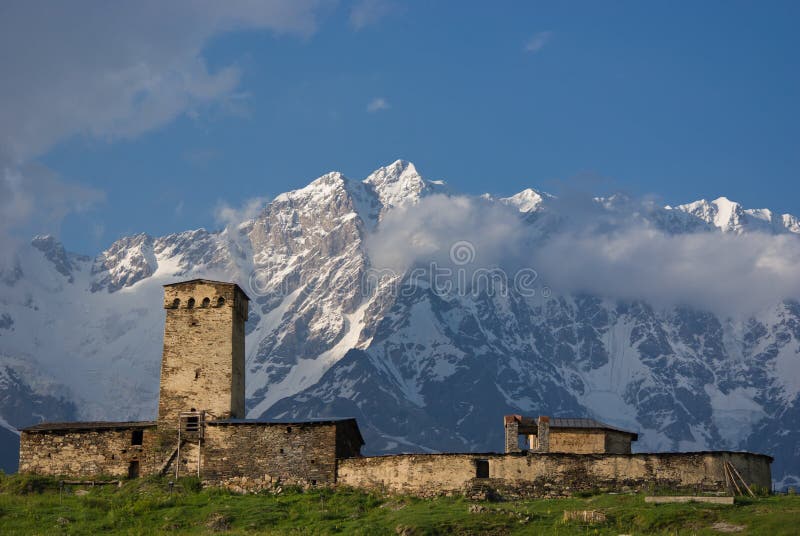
[200, 422, 340, 488]
[549, 430, 606, 453]
[158, 281, 248, 432]
[19, 425, 158, 478]
[337, 451, 772, 498]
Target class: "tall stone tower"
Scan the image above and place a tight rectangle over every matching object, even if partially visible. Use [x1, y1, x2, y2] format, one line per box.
[158, 279, 249, 431]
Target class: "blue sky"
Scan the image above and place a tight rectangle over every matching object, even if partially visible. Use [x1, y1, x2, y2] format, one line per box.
[3, 1, 798, 254]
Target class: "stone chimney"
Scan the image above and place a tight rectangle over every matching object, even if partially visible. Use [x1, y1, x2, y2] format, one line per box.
[536, 416, 550, 453]
[504, 415, 521, 453]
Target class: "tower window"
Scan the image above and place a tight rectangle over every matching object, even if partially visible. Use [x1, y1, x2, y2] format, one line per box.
[172, 298, 180, 308]
[131, 430, 143, 446]
[286, 426, 292, 434]
[201, 297, 210, 308]
[216, 297, 226, 307]
[187, 297, 195, 309]
[194, 369, 201, 380]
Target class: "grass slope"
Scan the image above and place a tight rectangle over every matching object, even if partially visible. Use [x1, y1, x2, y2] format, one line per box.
[0, 475, 798, 535]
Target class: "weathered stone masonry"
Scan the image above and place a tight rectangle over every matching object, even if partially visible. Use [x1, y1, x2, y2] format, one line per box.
[19, 422, 158, 478]
[338, 451, 773, 498]
[158, 280, 249, 432]
[18, 278, 773, 497]
[18, 280, 365, 487]
[201, 420, 363, 487]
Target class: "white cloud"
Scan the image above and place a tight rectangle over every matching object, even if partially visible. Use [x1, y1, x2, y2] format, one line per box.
[0, 1, 330, 163]
[350, 0, 397, 30]
[366, 195, 527, 272]
[365, 193, 800, 316]
[525, 31, 553, 53]
[367, 97, 391, 113]
[0, 1, 329, 253]
[214, 197, 270, 230]
[0, 160, 104, 261]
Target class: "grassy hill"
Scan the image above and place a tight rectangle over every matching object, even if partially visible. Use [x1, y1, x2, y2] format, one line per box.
[0, 474, 798, 535]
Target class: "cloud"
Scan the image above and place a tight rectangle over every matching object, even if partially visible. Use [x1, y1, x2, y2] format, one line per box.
[366, 195, 527, 272]
[0, 1, 329, 254]
[214, 196, 270, 230]
[350, 0, 397, 30]
[0, 2, 330, 163]
[525, 31, 553, 53]
[0, 159, 104, 262]
[533, 227, 800, 315]
[367, 97, 391, 113]
[365, 193, 800, 316]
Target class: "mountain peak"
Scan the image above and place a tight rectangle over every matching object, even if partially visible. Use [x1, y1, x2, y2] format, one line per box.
[500, 188, 551, 213]
[364, 160, 442, 209]
[31, 234, 75, 280]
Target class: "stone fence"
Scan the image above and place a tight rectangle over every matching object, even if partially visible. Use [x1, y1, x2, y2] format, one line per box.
[337, 451, 772, 498]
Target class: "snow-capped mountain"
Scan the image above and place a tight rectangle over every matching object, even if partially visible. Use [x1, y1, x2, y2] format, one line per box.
[1, 160, 798, 489]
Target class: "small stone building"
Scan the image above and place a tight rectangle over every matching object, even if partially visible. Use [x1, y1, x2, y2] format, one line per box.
[19, 279, 363, 486]
[504, 415, 638, 454]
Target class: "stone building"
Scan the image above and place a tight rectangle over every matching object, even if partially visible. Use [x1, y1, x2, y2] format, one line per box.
[504, 415, 638, 455]
[18, 278, 773, 497]
[19, 279, 363, 486]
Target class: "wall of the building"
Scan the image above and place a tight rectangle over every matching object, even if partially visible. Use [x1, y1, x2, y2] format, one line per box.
[337, 452, 772, 498]
[159, 281, 247, 431]
[549, 429, 606, 453]
[199, 423, 339, 489]
[604, 431, 633, 454]
[18, 428, 158, 478]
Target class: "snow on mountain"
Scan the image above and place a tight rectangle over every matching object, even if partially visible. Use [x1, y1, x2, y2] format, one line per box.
[1, 163, 798, 488]
[500, 188, 551, 213]
[666, 197, 800, 235]
[364, 160, 447, 212]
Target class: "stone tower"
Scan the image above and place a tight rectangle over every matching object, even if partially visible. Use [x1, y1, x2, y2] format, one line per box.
[158, 279, 249, 431]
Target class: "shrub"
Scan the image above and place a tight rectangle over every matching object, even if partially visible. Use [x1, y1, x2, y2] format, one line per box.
[0, 474, 57, 495]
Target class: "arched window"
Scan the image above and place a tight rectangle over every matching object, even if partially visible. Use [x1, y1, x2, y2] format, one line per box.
[172, 298, 180, 308]
[201, 297, 210, 308]
[216, 297, 226, 307]
[187, 297, 195, 309]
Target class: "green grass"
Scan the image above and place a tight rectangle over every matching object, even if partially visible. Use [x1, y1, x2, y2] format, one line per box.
[0, 474, 798, 535]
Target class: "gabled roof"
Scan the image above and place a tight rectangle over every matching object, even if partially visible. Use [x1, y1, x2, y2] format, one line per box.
[163, 279, 251, 301]
[22, 421, 156, 433]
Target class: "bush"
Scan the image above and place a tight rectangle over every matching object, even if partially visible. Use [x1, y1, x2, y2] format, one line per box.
[573, 487, 601, 498]
[0, 474, 57, 495]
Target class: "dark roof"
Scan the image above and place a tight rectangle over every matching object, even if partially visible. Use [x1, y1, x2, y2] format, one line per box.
[550, 418, 638, 440]
[163, 279, 251, 301]
[208, 417, 364, 445]
[22, 421, 156, 433]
